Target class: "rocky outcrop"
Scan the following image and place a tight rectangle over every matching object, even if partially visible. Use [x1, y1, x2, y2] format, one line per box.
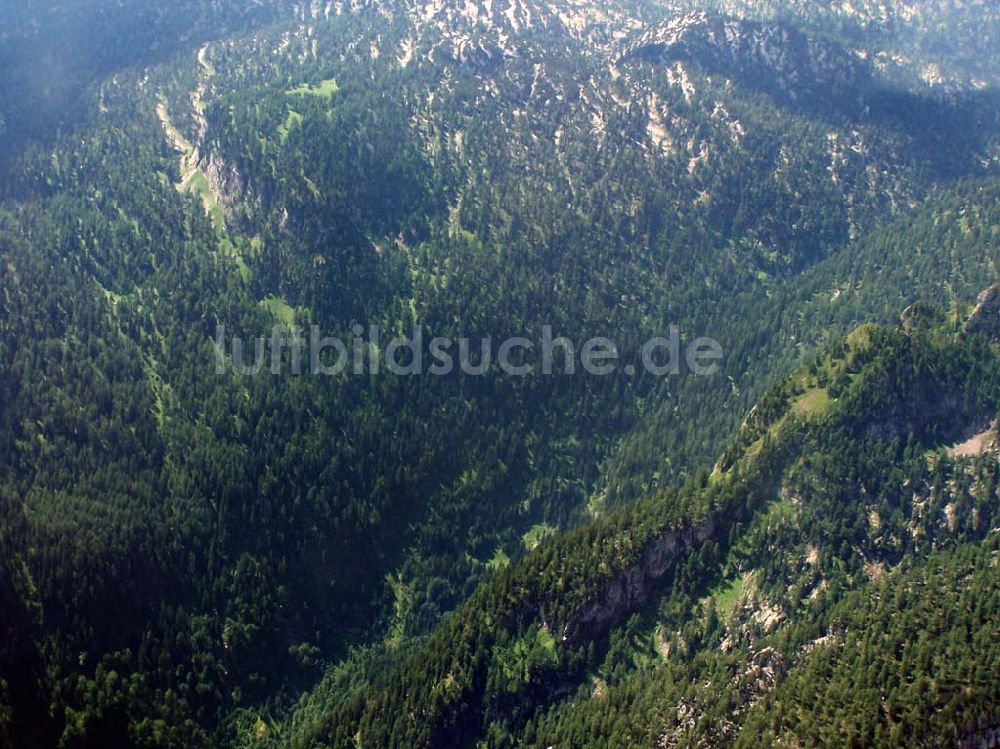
[620, 12, 871, 115]
[568, 518, 717, 641]
[899, 300, 946, 331]
[963, 284, 1000, 342]
[201, 151, 255, 230]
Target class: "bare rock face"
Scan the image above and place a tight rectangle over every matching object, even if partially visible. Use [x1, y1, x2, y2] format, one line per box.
[963, 284, 1000, 342]
[899, 304, 922, 331]
[899, 300, 945, 332]
[569, 518, 717, 641]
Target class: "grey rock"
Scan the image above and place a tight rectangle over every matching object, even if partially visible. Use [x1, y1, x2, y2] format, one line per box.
[963, 284, 1000, 342]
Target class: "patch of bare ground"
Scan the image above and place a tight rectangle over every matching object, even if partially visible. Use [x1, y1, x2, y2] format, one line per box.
[947, 420, 998, 459]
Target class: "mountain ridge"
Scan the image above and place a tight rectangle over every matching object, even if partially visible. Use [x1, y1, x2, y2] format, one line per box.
[275, 296, 1000, 747]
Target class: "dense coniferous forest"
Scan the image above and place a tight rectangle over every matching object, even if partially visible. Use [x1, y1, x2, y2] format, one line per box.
[0, 1, 998, 747]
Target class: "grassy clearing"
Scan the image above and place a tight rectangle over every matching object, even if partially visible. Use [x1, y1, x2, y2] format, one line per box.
[278, 109, 303, 142]
[712, 574, 748, 615]
[209, 201, 226, 233]
[487, 547, 510, 571]
[792, 386, 834, 418]
[496, 624, 559, 683]
[846, 323, 877, 349]
[234, 257, 252, 284]
[756, 499, 799, 536]
[535, 626, 557, 656]
[731, 321, 881, 469]
[790, 324, 876, 419]
[586, 491, 607, 520]
[183, 170, 226, 232]
[523, 523, 557, 551]
[259, 295, 297, 326]
[287, 78, 339, 97]
[701, 571, 759, 622]
[219, 237, 252, 283]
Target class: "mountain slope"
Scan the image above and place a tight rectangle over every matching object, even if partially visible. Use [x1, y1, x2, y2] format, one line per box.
[0, 2, 998, 747]
[274, 303, 1000, 747]
[676, 0, 1000, 90]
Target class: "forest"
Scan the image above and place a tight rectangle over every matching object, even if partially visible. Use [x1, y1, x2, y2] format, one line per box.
[0, 0, 998, 747]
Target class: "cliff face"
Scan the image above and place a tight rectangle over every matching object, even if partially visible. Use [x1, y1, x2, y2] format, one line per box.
[570, 518, 718, 641]
[963, 284, 1000, 342]
[200, 151, 258, 233]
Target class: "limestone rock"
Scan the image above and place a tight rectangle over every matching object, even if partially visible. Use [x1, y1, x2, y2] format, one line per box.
[963, 284, 1000, 342]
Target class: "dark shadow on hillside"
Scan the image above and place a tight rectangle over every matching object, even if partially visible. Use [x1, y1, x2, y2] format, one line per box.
[0, 0, 294, 179]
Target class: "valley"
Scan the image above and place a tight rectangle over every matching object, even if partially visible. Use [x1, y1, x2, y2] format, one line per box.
[0, 1, 997, 747]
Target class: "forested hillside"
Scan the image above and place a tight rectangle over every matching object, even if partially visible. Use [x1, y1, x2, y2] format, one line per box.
[274, 310, 1000, 747]
[0, 1, 997, 747]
